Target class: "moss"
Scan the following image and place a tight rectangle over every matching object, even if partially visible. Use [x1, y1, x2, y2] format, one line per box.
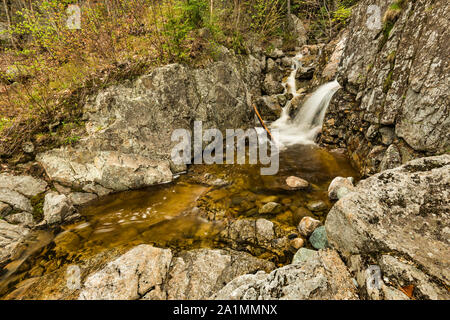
[383, 70, 394, 93]
[30, 193, 45, 222]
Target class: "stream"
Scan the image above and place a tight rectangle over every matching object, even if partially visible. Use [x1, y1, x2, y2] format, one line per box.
[0, 54, 358, 299]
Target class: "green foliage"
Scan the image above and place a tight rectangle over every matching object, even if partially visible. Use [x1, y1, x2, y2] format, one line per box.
[332, 5, 352, 25]
[247, 0, 285, 38]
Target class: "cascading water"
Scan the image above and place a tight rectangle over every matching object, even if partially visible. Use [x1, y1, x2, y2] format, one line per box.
[270, 55, 341, 147]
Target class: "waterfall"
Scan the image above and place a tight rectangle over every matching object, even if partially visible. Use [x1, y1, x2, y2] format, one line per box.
[270, 55, 340, 147]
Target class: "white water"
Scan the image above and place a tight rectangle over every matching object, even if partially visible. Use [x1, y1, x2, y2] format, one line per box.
[270, 55, 341, 147]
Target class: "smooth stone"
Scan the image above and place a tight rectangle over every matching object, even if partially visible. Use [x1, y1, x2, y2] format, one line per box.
[290, 237, 304, 250]
[306, 200, 327, 212]
[259, 202, 281, 214]
[309, 226, 329, 249]
[285, 176, 309, 189]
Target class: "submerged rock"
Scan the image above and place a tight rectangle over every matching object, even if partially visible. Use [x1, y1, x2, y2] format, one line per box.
[326, 155, 450, 299]
[285, 176, 309, 189]
[212, 249, 358, 300]
[306, 200, 327, 212]
[259, 202, 281, 214]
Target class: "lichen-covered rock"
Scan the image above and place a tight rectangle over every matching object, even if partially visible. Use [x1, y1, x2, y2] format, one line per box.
[0, 173, 47, 197]
[326, 155, 450, 299]
[68, 192, 98, 206]
[309, 226, 329, 250]
[320, 0, 449, 175]
[297, 216, 322, 237]
[43, 192, 71, 224]
[0, 188, 33, 212]
[212, 249, 358, 300]
[5, 212, 34, 227]
[328, 176, 355, 200]
[285, 176, 309, 190]
[0, 220, 30, 265]
[165, 248, 274, 300]
[37, 53, 262, 192]
[79, 245, 173, 300]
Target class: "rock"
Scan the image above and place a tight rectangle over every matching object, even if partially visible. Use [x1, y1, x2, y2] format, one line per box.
[309, 226, 329, 249]
[262, 73, 284, 95]
[266, 48, 284, 59]
[0, 173, 47, 197]
[297, 216, 322, 237]
[292, 248, 317, 264]
[379, 144, 402, 171]
[285, 176, 309, 189]
[281, 57, 292, 68]
[0, 188, 33, 212]
[326, 155, 450, 299]
[212, 249, 358, 300]
[322, 31, 348, 80]
[43, 192, 71, 224]
[260, 195, 279, 203]
[255, 218, 275, 243]
[37, 57, 261, 192]
[379, 127, 395, 145]
[319, 0, 449, 175]
[295, 66, 315, 80]
[289, 14, 307, 47]
[53, 183, 72, 195]
[0, 202, 12, 217]
[68, 192, 98, 206]
[259, 202, 281, 214]
[290, 237, 304, 250]
[79, 245, 173, 300]
[255, 96, 282, 120]
[5, 212, 34, 227]
[165, 248, 274, 300]
[306, 200, 327, 212]
[82, 183, 112, 197]
[0, 220, 30, 265]
[328, 176, 355, 200]
[22, 141, 35, 153]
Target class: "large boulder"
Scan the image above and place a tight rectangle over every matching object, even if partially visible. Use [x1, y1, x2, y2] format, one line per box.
[78, 245, 274, 300]
[326, 155, 450, 299]
[320, 0, 449, 175]
[212, 249, 358, 300]
[37, 52, 262, 191]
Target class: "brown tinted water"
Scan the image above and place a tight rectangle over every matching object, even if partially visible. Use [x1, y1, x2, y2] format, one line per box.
[0, 144, 358, 298]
